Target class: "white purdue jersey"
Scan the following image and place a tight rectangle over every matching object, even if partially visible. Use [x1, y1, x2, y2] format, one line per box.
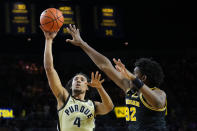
[57, 95, 95, 131]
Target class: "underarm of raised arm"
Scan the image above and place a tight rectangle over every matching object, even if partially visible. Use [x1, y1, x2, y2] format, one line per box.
[45, 67, 69, 101]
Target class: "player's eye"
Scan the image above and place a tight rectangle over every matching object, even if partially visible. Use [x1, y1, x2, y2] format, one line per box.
[81, 78, 84, 81]
[74, 77, 78, 81]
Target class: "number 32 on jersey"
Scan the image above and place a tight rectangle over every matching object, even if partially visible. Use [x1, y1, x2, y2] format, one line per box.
[125, 107, 136, 121]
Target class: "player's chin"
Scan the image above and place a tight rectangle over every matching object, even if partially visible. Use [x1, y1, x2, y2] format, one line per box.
[74, 87, 81, 91]
[73, 89, 83, 94]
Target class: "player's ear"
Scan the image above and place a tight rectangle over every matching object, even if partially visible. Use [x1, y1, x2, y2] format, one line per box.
[85, 81, 89, 91]
[141, 75, 147, 82]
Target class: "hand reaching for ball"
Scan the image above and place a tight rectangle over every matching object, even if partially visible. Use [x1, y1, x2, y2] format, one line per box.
[40, 25, 57, 40]
[66, 24, 85, 47]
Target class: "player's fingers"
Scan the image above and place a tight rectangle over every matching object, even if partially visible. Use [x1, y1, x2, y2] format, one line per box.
[118, 59, 123, 65]
[77, 29, 80, 34]
[114, 59, 122, 67]
[117, 59, 122, 65]
[113, 58, 118, 64]
[69, 24, 75, 33]
[68, 24, 73, 32]
[121, 63, 125, 69]
[95, 71, 99, 79]
[55, 29, 60, 33]
[66, 27, 74, 35]
[118, 59, 121, 62]
[98, 74, 101, 81]
[100, 79, 105, 84]
[91, 72, 95, 80]
[39, 25, 46, 32]
[115, 65, 121, 72]
[117, 59, 125, 68]
[66, 27, 73, 34]
[117, 66, 122, 72]
[73, 25, 76, 31]
[122, 68, 126, 73]
[118, 59, 124, 65]
[66, 39, 73, 43]
[114, 58, 123, 68]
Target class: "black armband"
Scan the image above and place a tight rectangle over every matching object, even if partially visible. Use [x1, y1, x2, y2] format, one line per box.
[132, 78, 144, 90]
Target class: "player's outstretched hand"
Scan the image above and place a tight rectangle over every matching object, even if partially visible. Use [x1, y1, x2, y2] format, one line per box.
[113, 58, 135, 80]
[66, 24, 85, 46]
[40, 25, 58, 40]
[87, 71, 104, 89]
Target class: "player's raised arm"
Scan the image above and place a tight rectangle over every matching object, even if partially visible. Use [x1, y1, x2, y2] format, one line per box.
[66, 24, 130, 93]
[41, 27, 69, 105]
[87, 71, 114, 115]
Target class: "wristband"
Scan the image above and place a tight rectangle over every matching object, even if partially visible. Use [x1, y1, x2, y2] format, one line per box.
[132, 78, 144, 90]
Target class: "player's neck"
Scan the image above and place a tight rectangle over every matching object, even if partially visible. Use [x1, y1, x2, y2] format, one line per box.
[73, 93, 85, 100]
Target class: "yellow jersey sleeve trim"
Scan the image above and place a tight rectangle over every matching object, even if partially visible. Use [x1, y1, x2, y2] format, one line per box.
[165, 100, 168, 116]
[140, 88, 166, 112]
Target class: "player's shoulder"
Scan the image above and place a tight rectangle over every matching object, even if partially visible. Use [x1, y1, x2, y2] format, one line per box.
[152, 87, 166, 97]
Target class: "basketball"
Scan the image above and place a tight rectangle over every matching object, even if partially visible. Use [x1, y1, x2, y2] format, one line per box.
[40, 8, 64, 32]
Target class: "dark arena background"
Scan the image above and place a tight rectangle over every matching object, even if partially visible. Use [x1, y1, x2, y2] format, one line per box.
[0, 0, 197, 130]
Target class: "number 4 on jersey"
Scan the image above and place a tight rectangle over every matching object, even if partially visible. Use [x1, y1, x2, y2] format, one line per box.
[73, 117, 80, 127]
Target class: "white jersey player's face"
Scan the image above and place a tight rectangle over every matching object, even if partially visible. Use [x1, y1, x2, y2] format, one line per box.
[71, 74, 88, 94]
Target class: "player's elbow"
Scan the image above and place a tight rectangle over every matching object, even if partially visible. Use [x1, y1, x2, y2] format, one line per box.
[153, 99, 165, 109]
[98, 64, 107, 72]
[98, 60, 112, 72]
[109, 103, 114, 111]
[154, 93, 166, 109]
[97, 104, 114, 115]
[44, 65, 54, 72]
[105, 103, 114, 113]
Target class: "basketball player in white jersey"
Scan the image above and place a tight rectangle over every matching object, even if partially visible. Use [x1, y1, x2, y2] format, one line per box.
[41, 27, 114, 131]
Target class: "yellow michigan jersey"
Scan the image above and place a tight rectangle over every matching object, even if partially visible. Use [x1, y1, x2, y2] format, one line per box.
[57, 95, 95, 131]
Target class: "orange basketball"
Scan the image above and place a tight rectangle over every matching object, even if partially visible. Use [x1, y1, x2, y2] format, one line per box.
[40, 8, 64, 32]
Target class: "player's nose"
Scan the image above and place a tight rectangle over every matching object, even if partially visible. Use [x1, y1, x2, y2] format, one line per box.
[77, 80, 81, 84]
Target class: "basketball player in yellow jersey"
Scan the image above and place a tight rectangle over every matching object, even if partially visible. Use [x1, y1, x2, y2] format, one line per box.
[40, 27, 114, 131]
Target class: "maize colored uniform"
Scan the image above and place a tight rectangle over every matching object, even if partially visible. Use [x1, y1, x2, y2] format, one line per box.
[126, 88, 167, 131]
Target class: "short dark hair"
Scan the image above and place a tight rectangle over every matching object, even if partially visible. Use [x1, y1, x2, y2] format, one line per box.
[134, 58, 164, 87]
